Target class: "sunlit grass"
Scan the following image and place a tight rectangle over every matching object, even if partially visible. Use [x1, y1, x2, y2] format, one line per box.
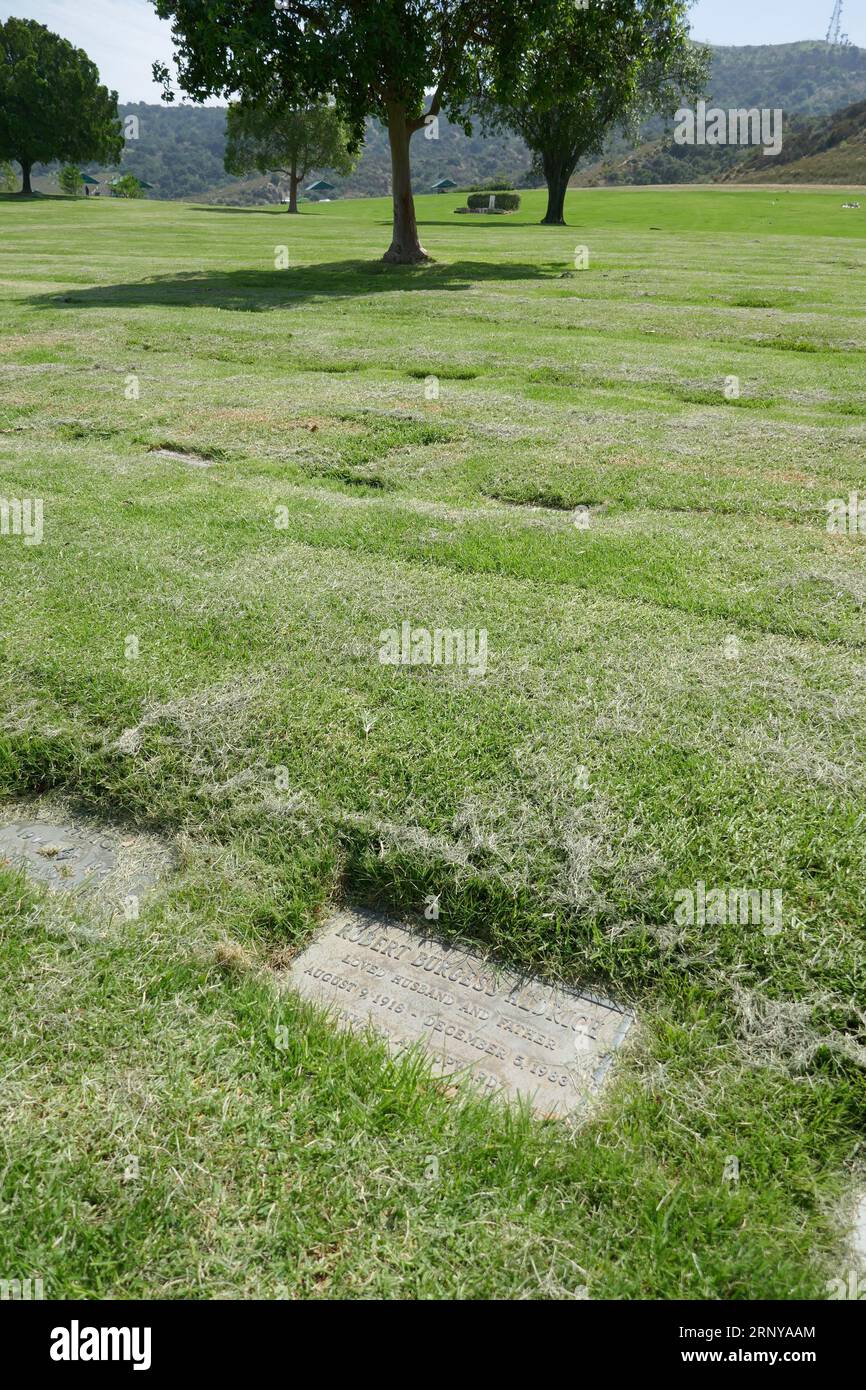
[0, 188, 864, 1298]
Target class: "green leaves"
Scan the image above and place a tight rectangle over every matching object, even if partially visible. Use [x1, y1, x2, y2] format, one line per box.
[473, 0, 708, 224]
[224, 100, 357, 183]
[152, 2, 566, 136]
[112, 172, 146, 199]
[0, 17, 123, 176]
[58, 164, 83, 196]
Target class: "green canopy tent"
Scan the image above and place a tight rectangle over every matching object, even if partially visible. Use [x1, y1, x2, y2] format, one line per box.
[305, 178, 337, 201]
[81, 173, 100, 186]
[431, 178, 457, 193]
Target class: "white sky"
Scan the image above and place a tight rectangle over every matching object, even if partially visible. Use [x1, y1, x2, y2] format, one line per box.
[1, 0, 864, 103]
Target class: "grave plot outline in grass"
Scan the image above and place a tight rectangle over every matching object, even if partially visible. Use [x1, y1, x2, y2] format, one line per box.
[0, 186, 864, 1299]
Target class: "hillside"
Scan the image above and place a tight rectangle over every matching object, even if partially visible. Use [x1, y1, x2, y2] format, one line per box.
[726, 97, 866, 183]
[24, 40, 866, 199]
[96, 104, 233, 201]
[703, 39, 866, 115]
[578, 41, 866, 186]
[199, 113, 534, 205]
[579, 94, 866, 188]
[195, 40, 866, 200]
[574, 139, 742, 187]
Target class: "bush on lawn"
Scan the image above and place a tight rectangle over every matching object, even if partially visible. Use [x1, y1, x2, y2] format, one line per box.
[466, 191, 521, 211]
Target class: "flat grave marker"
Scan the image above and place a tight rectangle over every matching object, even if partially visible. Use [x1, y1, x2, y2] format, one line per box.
[0, 806, 173, 908]
[285, 908, 634, 1116]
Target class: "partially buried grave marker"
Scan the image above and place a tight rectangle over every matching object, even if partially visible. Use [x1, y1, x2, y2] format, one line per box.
[285, 908, 633, 1116]
[0, 807, 172, 908]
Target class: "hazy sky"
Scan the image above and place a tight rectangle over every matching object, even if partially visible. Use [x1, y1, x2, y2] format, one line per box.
[1, 0, 864, 103]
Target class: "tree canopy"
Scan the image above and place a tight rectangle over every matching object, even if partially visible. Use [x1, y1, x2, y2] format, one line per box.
[151, 0, 592, 261]
[479, 0, 706, 224]
[0, 17, 122, 194]
[225, 101, 356, 211]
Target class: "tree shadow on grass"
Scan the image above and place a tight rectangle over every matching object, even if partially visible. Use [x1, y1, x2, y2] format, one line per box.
[376, 218, 549, 231]
[191, 207, 546, 230]
[30, 258, 567, 312]
[0, 191, 73, 201]
[191, 205, 316, 215]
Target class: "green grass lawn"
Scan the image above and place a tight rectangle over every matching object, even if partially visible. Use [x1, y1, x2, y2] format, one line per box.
[1, 185, 864, 1299]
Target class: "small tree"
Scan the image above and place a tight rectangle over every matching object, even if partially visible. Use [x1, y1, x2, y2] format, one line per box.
[481, 1, 706, 225]
[58, 164, 83, 196]
[225, 101, 356, 213]
[0, 160, 15, 192]
[112, 173, 145, 199]
[0, 17, 122, 195]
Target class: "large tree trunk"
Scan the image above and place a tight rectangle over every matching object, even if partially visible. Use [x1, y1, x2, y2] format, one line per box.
[383, 103, 429, 264]
[541, 162, 571, 225]
[288, 164, 299, 214]
[19, 161, 32, 196]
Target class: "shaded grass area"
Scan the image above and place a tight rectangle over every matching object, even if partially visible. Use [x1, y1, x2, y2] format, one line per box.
[0, 189, 864, 1298]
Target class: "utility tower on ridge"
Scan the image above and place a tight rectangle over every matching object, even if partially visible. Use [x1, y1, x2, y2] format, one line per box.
[825, 0, 849, 46]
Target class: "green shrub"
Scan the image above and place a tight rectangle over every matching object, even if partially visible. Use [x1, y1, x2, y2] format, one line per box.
[467, 191, 521, 211]
[58, 165, 83, 196]
[112, 173, 145, 199]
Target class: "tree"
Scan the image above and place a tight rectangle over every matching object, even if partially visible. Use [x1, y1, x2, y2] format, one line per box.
[0, 17, 122, 195]
[58, 165, 83, 196]
[151, 0, 584, 264]
[0, 160, 15, 192]
[481, 2, 706, 226]
[112, 173, 145, 199]
[225, 101, 356, 213]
